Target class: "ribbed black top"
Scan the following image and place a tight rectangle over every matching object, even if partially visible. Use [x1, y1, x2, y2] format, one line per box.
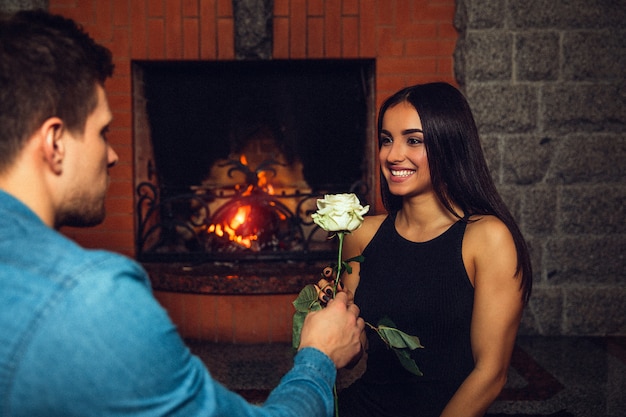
[351, 213, 475, 413]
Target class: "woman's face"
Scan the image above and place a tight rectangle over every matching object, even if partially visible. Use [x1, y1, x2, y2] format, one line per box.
[378, 101, 432, 199]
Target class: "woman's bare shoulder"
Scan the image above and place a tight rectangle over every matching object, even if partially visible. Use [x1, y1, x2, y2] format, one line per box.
[358, 214, 387, 238]
[465, 214, 517, 262]
[466, 215, 513, 242]
[344, 214, 387, 254]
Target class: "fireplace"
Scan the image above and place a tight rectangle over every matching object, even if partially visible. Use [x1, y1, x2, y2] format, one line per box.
[132, 59, 376, 294]
[43, 0, 457, 343]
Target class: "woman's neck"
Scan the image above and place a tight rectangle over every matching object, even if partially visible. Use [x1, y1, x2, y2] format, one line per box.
[394, 195, 462, 242]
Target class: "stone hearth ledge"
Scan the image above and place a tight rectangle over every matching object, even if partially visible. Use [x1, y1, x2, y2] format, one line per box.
[143, 261, 330, 295]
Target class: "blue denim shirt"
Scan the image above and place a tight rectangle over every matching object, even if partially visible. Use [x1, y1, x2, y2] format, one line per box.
[0, 191, 336, 417]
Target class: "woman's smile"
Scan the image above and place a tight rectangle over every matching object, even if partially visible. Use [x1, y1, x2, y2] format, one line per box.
[390, 168, 415, 178]
[388, 167, 417, 183]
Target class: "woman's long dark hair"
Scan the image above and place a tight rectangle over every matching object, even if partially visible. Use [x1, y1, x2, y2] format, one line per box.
[378, 82, 532, 304]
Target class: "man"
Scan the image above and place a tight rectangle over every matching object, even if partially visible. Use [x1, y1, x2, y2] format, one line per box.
[0, 10, 364, 417]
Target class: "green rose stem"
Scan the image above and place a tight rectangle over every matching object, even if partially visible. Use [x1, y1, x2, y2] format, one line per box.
[332, 232, 345, 417]
[333, 232, 345, 296]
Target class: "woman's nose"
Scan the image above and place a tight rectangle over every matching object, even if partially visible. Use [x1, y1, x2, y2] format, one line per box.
[385, 142, 404, 163]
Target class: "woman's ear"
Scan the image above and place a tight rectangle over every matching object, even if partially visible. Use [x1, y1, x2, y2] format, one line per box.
[40, 117, 65, 175]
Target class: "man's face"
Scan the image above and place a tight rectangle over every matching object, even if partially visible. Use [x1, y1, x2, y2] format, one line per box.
[56, 85, 118, 228]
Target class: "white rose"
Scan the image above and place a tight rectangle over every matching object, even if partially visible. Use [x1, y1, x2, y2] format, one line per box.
[311, 193, 370, 232]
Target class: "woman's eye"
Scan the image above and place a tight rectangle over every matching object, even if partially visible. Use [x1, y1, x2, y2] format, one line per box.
[408, 137, 423, 145]
[379, 136, 392, 146]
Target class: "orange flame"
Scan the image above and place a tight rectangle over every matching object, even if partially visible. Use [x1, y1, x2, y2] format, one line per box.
[208, 205, 257, 249]
[257, 171, 275, 194]
[205, 154, 284, 249]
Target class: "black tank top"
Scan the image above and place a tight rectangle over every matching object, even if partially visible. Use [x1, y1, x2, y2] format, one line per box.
[355, 213, 475, 387]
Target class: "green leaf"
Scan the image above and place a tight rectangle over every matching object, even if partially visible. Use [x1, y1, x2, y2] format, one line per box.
[376, 325, 424, 350]
[292, 310, 307, 349]
[292, 284, 321, 313]
[345, 255, 365, 264]
[340, 255, 364, 277]
[372, 316, 424, 377]
[292, 286, 323, 349]
[393, 349, 423, 376]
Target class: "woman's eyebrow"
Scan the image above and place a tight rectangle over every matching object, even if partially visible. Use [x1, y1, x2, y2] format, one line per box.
[380, 128, 423, 135]
[402, 128, 424, 135]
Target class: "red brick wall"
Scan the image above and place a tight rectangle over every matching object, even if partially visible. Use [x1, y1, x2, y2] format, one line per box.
[49, 0, 457, 342]
[154, 291, 297, 342]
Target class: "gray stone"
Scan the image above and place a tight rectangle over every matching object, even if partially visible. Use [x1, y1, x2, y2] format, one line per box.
[564, 287, 626, 335]
[515, 31, 560, 81]
[558, 185, 626, 234]
[520, 185, 557, 236]
[508, 0, 626, 30]
[526, 237, 543, 286]
[467, 84, 538, 133]
[519, 287, 564, 335]
[541, 83, 626, 133]
[463, 31, 513, 81]
[479, 134, 500, 181]
[502, 135, 555, 185]
[0, 0, 47, 14]
[455, 0, 507, 30]
[545, 236, 626, 284]
[562, 30, 626, 81]
[453, 39, 467, 86]
[508, 0, 564, 29]
[546, 134, 626, 184]
[495, 185, 523, 225]
[233, 0, 273, 60]
[455, 0, 626, 336]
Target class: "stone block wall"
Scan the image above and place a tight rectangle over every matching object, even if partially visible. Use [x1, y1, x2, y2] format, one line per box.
[454, 0, 626, 335]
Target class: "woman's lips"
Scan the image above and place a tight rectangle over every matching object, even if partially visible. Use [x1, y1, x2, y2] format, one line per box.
[388, 168, 415, 182]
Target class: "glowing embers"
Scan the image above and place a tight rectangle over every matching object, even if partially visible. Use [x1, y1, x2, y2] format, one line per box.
[208, 205, 256, 248]
[197, 137, 312, 253]
[205, 194, 303, 253]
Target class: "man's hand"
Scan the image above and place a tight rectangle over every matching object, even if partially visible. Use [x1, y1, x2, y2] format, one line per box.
[298, 292, 365, 368]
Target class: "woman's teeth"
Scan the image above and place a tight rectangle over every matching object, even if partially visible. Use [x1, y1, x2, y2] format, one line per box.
[391, 170, 414, 177]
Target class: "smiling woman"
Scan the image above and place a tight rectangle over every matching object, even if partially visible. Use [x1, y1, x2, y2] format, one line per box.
[336, 82, 533, 417]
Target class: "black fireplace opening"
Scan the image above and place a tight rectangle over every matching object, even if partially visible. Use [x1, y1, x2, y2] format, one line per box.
[133, 59, 376, 264]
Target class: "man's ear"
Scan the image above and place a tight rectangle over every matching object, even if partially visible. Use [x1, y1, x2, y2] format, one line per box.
[40, 117, 65, 175]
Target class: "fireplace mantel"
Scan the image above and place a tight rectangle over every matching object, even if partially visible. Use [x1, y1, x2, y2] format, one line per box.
[144, 260, 330, 295]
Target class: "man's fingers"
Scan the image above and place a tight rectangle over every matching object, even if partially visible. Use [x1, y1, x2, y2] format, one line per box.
[331, 290, 347, 302]
[347, 301, 360, 317]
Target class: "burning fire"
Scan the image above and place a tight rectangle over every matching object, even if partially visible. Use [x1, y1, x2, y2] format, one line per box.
[201, 152, 305, 252]
[207, 205, 258, 249]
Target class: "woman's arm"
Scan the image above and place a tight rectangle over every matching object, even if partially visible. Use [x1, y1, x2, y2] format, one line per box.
[440, 216, 525, 417]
